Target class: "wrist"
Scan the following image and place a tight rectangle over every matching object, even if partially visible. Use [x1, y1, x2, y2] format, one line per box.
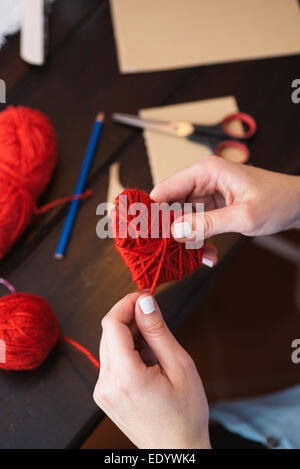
[195, 438, 212, 450]
[190, 432, 212, 449]
[198, 439, 212, 449]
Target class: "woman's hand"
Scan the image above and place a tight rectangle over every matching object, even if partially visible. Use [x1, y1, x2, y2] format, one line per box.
[94, 293, 211, 449]
[150, 155, 300, 242]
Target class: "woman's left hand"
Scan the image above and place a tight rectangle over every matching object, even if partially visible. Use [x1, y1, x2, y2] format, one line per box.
[94, 292, 211, 449]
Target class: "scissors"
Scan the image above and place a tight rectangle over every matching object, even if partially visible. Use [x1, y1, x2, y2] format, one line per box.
[113, 112, 257, 163]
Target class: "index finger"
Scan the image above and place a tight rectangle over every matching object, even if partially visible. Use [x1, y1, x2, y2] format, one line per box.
[150, 156, 220, 203]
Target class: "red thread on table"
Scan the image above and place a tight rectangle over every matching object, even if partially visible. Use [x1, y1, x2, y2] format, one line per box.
[36, 189, 93, 214]
[0, 281, 100, 371]
[113, 189, 204, 294]
[62, 336, 100, 369]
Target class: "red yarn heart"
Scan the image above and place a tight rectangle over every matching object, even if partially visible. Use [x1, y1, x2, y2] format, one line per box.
[112, 189, 204, 293]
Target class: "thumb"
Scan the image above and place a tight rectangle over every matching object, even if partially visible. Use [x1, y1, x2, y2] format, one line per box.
[135, 294, 188, 381]
[172, 205, 240, 241]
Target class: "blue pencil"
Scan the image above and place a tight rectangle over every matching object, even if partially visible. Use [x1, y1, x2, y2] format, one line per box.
[54, 113, 105, 260]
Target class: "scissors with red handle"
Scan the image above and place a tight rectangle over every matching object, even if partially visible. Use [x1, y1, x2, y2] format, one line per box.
[113, 112, 257, 163]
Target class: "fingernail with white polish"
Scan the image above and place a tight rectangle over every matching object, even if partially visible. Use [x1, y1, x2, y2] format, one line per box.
[139, 296, 156, 315]
[174, 221, 192, 239]
[202, 257, 214, 268]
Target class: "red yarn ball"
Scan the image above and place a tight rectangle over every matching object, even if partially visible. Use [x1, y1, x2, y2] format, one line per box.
[0, 293, 59, 370]
[0, 106, 57, 259]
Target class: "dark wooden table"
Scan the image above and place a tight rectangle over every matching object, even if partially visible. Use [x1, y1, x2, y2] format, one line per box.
[0, 0, 299, 449]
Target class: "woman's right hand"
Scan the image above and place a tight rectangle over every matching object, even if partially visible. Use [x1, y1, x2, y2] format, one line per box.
[150, 155, 300, 242]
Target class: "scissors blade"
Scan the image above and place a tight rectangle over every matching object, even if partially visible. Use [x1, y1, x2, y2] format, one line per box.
[112, 113, 194, 137]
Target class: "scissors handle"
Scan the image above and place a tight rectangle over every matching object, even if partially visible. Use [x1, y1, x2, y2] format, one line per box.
[188, 133, 250, 163]
[221, 112, 257, 139]
[189, 112, 256, 162]
[215, 139, 250, 163]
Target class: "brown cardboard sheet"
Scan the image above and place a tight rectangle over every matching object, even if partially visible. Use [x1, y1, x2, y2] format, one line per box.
[110, 0, 300, 73]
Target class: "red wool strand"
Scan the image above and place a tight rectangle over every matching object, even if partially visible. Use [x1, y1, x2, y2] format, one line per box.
[113, 189, 204, 294]
[62, 336, 100, 369]
[36, 189, 93, 214]
[0, 106, 57, 259]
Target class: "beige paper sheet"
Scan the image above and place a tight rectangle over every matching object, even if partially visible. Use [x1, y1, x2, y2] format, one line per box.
[140, 96, 243, 185]
[106, 161, 125, 205]
[110, 0, 300, 73]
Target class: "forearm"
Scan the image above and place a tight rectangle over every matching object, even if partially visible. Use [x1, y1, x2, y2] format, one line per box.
[288, 175, 300, 230]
